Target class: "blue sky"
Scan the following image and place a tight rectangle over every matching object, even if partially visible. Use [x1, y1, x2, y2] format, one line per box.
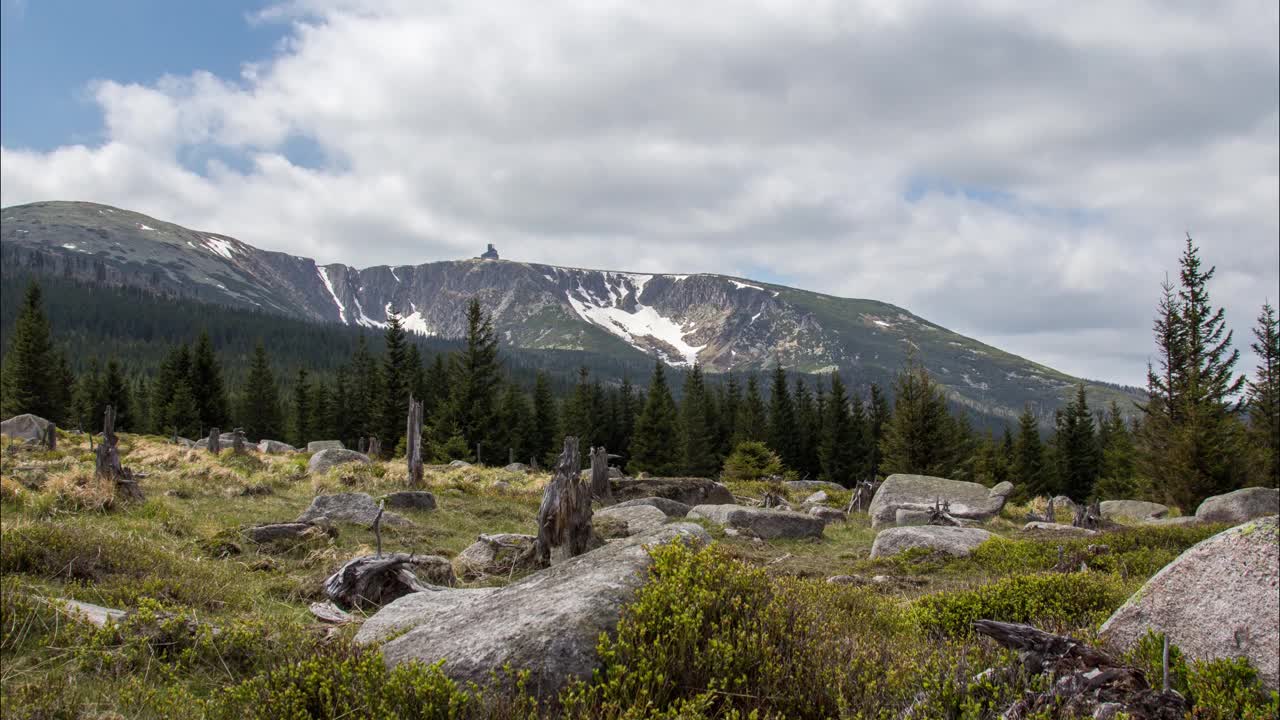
[1, 0, 281, 151]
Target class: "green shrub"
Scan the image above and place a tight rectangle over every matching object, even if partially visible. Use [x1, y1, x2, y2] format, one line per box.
[721, 441, 783, 483]
[909, 572, 1126, 637]
[1127, 631, 1279, 719]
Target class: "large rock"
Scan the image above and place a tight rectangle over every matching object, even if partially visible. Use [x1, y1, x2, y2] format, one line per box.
[784, 480, 845, 493]
[989, 481, 1015, 498]
[808, 506, 848, 524]
[1099, 499, 1168, 521]
[1195, 487, 1280, 525]
[296, 492, 407, 526]
[1099, 516, 1280, 690]
[502, 462, 529, 473]
[257, 439, 297, 454]
[382, 491, 437, 510]
[452, 533, 537, 580]
[689, 504, 824, 539]
[307, 448, 371, 474]
[355, 587, 500, 644]
[868, 474, 1009, 528]
[306, 440, 345, 453]
[377, 523, 711, 698]
[611, 477, 735, 507]
[1, 414, 50, 441]
[594, 505, 667, 537]
[1021, 521, 1097, 537]
[194, 432, 240, 450]
[612, 496, 691, 517]
[869, 525, 995, 559]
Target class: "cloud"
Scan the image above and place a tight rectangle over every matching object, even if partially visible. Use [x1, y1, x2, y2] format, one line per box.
[2, 0, 1277, 386]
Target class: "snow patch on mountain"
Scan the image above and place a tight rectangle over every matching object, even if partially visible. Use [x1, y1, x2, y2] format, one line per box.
[353, 294, 386, 329]
[565, 274, 704, 365]
[204, 237, 238, 260]
[317, 266, 347, 323]
[730, 279, 764, 291]
[398, 302, 433, 336]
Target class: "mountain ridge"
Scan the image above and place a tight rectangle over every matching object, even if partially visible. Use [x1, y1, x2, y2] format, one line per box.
[0, 200, 1141, 421]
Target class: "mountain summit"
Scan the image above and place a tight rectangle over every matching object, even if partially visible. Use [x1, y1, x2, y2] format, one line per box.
[0, 200, 1136, 419]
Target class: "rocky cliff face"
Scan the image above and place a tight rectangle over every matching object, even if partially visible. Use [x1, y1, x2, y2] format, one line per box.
[1, 200, 1139, 418]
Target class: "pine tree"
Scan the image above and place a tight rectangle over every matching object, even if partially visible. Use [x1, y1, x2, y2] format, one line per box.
[1014, 406, 1050, 497]
[423, 354, 449, 420]
[630, 361, 682, 476]
[1098, 401, 1137, 484]
[531, 371, 559, 466]
[767, 363, 799, 467]
[310, 380, 334, 442]
[380, 312, 411, 454]
[1246, 303, 1279, 485]
[406, 344, 426, 408]
[102, 359, 133, 431]
[498, 383, 535, 464]
[719, 373, 741, 457]
[616, 376, 637, 466]
[73, 358, 103, 432]
[450, 299, 502, 464]
[239, 343, 283, 442]
[332, 365, 354, 447]
[168, 379, 201, 438]
[190, 330, 229, 430]
[152, 344, 191, 437]
[133, 376, 152, 435]
[793, 378, 822, 478]
[680, 364, 717, 477]
[51, 349, 75, 428]
[736, 375, 767, 445]
[349, 335, 382, 440]
[563, 367, 600, 453]
[1054, 384, 1099, 501]
[1, 282, 64, 421]
[879, 361, 961, 477]
[819, 374, 860, 485]
[867, 383, 891, 478]
[291, 368, 312, 447]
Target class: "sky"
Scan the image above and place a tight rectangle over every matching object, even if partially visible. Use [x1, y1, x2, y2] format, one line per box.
[2, 0, 1277, 387]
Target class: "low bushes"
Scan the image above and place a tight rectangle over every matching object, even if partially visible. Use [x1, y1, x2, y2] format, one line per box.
[909, 571, 1126, 637]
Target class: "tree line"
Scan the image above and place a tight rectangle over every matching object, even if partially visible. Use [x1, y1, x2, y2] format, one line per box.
[2, 236, 1275, 507]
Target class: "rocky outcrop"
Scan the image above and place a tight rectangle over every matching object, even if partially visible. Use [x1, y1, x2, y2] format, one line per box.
[257, 439, 297, 454]
[1, 414, 50, 441]
[382, 491, 437, 510]
[307, 448, 371, 474]
[376, 523, 711, 698]
[306, 440, 345, 453]
[296, 492, 407, 526]
[1194, 487, 1280, 525]
[869, 525, 995, 559]
[194, 432, 241, 450]
[1143, 516, 1201, 527]
[1099, 516, 1279, 690]
[355, 587, 500, 644]
[593, 505, 667, 537]
[689, 504, 824, 539]
[612, 496, 691, 517]
[868, 474, 1010, 528]
[784, 480, 845, 493]
[1099, 499, 1168, 521]
[452, 533, 537, 580]
[611, 477, 735, 507]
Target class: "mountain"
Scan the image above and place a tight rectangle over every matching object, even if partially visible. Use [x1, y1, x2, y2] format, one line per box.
[0, 200, 1140, 421]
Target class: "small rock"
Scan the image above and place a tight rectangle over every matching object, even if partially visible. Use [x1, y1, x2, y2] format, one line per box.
[307, 448, 371, 475]
[826, 574, 868, 586]
[448, 460, 472, 468]
[988, 481, 1015, 497]
[243, 522, 331, 544]
[491, 481, 513, 493]
[452, 533, 537, 580]
[239, 484, 273, 497]
[869, 525, 995, 559]
[612, 496, 691, 517]
[502, 462, 528, 473]
[784, 480, 845, 492]
[1194, 487, 1279, 525]
[307, 440, 345, 453]
[689, 504, 825, 539]
[382, 491, 437, 511]
[804, 490, 830, 505]
[258, 439, 297, 454]
[1099, 499, 1168, 521]
[809, 506, 848, 524]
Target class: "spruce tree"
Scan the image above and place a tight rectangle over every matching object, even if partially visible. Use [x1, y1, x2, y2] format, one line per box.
[291, 368, 312, 447]
[767, 363, 799, 467]
[498, 383, 535, 464]
[102, 359, 133, 431]
[719, 373, 741, 457]
[531, 371, 559, 466]
[879, 361, 960, 477]
[616, 376, 637, 466]
[310, 380, 334, 442]
[867, 384, 891, 478]
[0, 282, 63, 421]
[152, 344, 191, 437]
[1246, 303, 1279, 485]
[680, 364, 717, 477]
[736, 375, 767, 444]
[380, 312, 411, 454]
[563, 367, 600, 453]
[239, 343, 283, 441]
[819, 374, 859, 485]
[630, 361, 682, 476]
[168, 379, 201, 438]
[190, 330, 229, 430]
[1098, 401, 1137, 484]
[406, 344, 426, 408]
[1054, 384, 1099, 501]
[73, 358, 103, 432]
[1014, 406, 1050, 497]
[793, 378, 821, 478]
[349, 335, 382, 440]
[134, 376, 152, 435]
[332, 365, 354, 447]
[423, 354, 449, 420]
[450, 299, 502, 464]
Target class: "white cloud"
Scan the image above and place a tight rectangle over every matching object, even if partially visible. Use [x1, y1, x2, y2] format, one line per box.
[2, 0, 1277, 386]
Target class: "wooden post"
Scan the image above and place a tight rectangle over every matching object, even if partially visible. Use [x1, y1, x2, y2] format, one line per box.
[1162, 635, 1170, 692]
[171, 426, 178, 445]
[406, 396, 424, 487]
[373, 500, 385, 558]
[589, 445, 612, 503]
[534, 437, 595, 566]
[208, 427, 221, 455]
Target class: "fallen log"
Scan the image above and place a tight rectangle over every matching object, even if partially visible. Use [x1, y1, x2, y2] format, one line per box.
[323, 553, 434, 611]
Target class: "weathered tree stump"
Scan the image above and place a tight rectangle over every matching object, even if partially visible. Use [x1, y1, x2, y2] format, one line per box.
[207, 427, 221, 455]
[1073, 499, 1103, 530]
[323, 553, 434, 611]
[231, 428, 247, 454]
[762, 489, 787, 509]
[95, 406, 143, 502]
[367, 435, 381, 458]
[927, 497, 963, 526]
[844, 479, 878, 514]
[358, 437, 367, 454]
[406, 397, 424, 487]
[534, 437, 596, 566]
[589, 445, 612, 503]
[41, 422, 56, 451]
[973, 619, 1187, 718]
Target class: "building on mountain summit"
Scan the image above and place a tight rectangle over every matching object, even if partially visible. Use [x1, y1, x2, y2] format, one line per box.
[479, 244, 499, 260]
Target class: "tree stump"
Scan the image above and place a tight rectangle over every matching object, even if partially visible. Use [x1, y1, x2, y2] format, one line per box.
[589, 445, 612, 503]
[762, 489, 787, 509]
[42, 422, 56, 451]
[367, 435, 381, 458]
[534, 437, 596, 567]
[406, 397, 424, 487]
[323, 553, 435, 611]
[95, 406, 143, 502]
[927, 497, 963, 526]
[231, 428, 246, 454]
[207, 427, 221, 455]
[1073, 499, 1103, 530]
[358, 437, 367, 454]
